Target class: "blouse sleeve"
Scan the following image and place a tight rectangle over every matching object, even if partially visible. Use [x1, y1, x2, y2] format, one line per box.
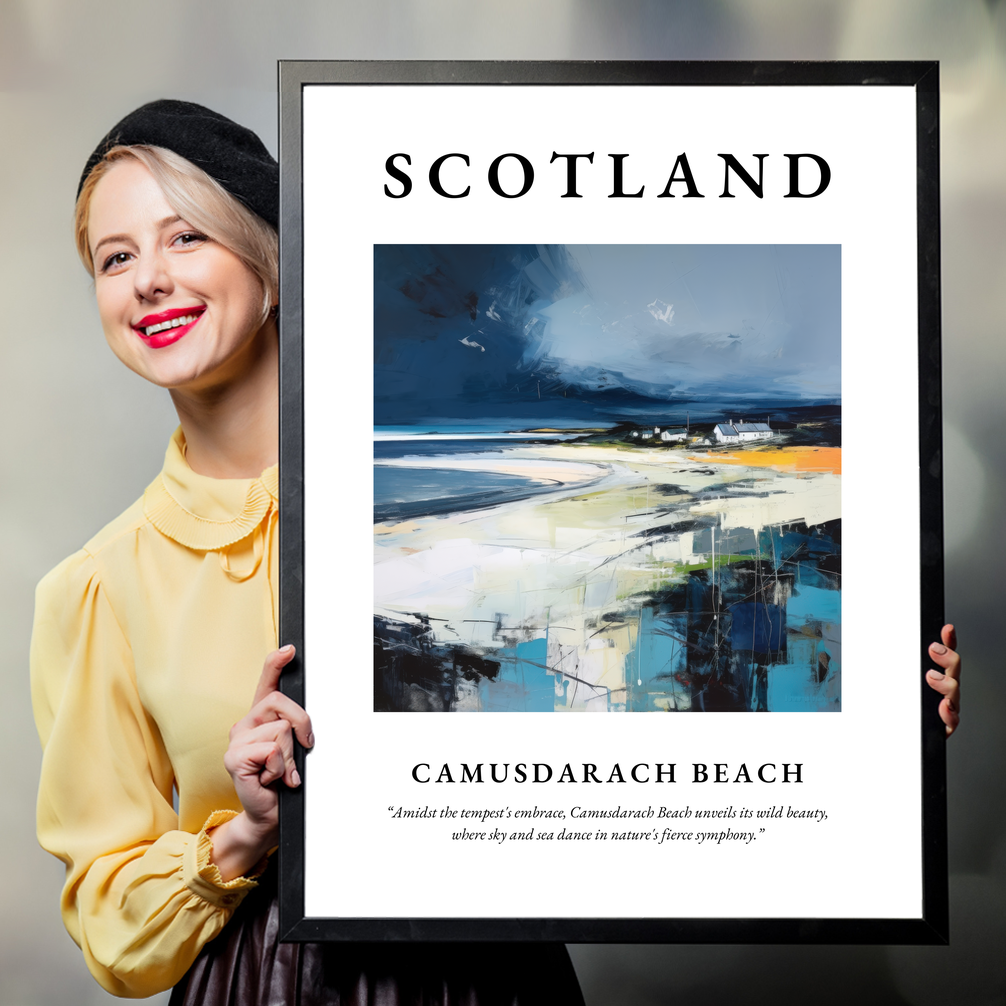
[31, 549, 262, 998]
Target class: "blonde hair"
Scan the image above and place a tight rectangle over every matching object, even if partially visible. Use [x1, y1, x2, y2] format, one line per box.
[75, 145, 278, 323]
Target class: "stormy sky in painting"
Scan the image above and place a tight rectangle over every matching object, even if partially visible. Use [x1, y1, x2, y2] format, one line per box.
[374, 244, 840, 426]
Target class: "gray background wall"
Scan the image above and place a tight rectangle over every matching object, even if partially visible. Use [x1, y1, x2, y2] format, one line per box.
[1, 2, 1003, 1003]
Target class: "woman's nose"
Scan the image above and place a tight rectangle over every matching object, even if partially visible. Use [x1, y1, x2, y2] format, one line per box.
[133, 249, 173, 302]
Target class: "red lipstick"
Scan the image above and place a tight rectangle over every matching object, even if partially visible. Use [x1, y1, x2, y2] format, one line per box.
[132, 306, 205, 349]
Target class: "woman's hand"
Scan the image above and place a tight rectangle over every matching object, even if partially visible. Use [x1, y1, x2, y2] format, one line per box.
[926, 624, 961, 738]
[209, 645, 314, 881]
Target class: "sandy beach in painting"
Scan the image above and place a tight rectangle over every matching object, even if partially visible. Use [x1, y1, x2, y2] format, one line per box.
[374, 441, 841, 713]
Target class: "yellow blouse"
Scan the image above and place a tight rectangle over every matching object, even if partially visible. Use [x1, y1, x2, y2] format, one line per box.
[31, 428, 279, 998]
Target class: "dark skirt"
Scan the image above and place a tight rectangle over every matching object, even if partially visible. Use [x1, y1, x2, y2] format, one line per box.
[169, 869, 585, 1006]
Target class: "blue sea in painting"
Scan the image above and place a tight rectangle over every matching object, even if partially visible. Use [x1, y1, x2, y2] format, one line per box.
[376, 426, 603, 519]
[375, 431, 589, 520]
[375, 465, 553, 522]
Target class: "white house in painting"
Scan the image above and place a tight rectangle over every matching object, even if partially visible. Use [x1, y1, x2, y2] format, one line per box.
[628, 423, 694, 442]
[713, 421, 773, 444]
[659, 428, 688, 442]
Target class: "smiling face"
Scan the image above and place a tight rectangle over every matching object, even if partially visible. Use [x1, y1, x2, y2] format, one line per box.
[87, 158, 272, 393]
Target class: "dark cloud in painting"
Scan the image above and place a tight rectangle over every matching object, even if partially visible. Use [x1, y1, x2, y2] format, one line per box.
[374, 244, 840, 425]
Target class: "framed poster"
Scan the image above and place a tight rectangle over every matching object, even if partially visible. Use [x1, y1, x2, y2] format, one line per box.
[277, 61, 946, 943]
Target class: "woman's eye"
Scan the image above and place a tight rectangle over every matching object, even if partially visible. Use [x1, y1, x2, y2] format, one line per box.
[173, 231, 208, 248]
[101, 251, 132, 273]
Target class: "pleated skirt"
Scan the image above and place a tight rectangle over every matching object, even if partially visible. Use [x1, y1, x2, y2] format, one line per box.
[169, 870, 585, 1006]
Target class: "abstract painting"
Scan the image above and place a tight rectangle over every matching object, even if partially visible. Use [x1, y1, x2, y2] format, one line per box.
[374, 244, 841, 713]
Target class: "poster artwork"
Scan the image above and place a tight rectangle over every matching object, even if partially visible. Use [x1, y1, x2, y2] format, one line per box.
[373, 243, 841, 714]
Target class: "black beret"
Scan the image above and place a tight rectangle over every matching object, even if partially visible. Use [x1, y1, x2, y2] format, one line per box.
[78, 99, 278, 228]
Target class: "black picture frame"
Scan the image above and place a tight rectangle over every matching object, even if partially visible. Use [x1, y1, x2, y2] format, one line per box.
[277, 60, 945, 944]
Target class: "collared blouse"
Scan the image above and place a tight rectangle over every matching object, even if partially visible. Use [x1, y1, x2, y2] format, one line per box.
[31, 428, 279, 998]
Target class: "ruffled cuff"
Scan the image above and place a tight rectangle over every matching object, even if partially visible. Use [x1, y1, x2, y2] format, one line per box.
[182, 810, 269, 909]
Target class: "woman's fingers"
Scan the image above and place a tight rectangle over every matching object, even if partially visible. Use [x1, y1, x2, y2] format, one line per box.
[242, 644, 314, 749]
[223, 644, 311, 813]
[259, 742, 289, 787]
[926, 685, 961, 736]
[218, 646, 309, 847]
[929, 640, 961, 680]
[252, 644, 297, 707]
[230, 719, 302, 788]
[232, 689, 314, 750]
[941, 623, 958, 653]
[255, 691, 313, 749]
[925, 668, 959, 704]
[224, 738, 287, 788]
[928, 632, 961, 686]
[927, 623, 961, 737]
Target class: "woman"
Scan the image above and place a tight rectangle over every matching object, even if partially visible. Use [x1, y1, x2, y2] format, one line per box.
[31, 100, 586, 1003]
